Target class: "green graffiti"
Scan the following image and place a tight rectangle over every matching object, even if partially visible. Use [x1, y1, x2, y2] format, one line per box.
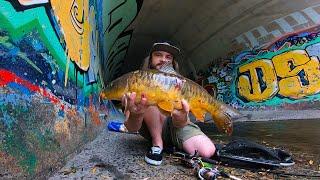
[0, 1, 101, 95]
[0, 102, 61, 175]
[0, 32, 42, 73]
[26, 128, 59, 152]
[1, 104, 36, 174]
[0, 35, 12, 47]
[103, 0, 137, 51]
[106, 32, 132, 81]
[4, 129, 37, 174]
[102, 0, 138, 81]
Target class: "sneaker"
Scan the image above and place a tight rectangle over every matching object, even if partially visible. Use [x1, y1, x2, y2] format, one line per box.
[144, 146, 163, 165]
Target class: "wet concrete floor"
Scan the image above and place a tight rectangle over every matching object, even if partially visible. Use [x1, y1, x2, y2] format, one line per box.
[50, 115, 320, 179]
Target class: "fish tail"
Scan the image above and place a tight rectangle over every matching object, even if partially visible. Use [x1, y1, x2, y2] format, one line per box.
[209, 103, 241, 136]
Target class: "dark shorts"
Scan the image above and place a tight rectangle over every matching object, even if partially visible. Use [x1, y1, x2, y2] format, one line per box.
[139, 117, 205, 149]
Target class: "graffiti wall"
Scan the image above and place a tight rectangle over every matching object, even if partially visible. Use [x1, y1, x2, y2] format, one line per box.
[100, 0, 142, 83]
[200, 26, 320, 110]
[0, 0, 141, 178]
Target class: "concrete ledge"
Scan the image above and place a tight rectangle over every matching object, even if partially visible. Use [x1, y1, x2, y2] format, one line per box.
[235, 110, 320, 122]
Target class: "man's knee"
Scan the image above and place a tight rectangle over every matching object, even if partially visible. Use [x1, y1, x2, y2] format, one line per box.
[199, 143, 216, 158]
[182, 135, 216, 158]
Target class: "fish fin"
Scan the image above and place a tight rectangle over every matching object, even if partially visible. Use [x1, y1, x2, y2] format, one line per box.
[173, 100, 183, 110]
[158, 101, 174, 113]
[190, 108, 206, 122]
[211, 111, 233, 136]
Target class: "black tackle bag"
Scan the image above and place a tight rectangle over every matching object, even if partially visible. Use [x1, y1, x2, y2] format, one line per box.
[212, 139, 295, 169]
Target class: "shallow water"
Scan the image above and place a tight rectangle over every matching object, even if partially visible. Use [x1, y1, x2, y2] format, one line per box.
[199, 119, 320, 156]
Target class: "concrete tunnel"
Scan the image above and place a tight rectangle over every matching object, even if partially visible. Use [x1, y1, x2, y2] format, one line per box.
[1, 0, 320, 178]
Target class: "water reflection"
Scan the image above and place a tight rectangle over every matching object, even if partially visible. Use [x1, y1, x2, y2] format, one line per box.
[198, 119, 320, 155]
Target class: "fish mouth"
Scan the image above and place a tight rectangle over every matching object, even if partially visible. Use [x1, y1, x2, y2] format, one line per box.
[157, 62, 173, 68]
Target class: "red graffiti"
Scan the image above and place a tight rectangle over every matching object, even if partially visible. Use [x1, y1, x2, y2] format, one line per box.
[0, 69, 61, 105]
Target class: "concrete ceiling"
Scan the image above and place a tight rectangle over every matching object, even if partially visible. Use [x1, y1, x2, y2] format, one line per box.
[122, 0, 320, 75]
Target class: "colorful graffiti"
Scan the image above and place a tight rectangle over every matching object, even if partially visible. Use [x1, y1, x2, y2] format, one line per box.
[50, 0, 91, 71]
[198, 26, 320, 109]
[234, 28, 320, 106]
[200, 59, 234, 103]
[237, 50, 320, 102]
[100, 0, 142, 83]
[0, 0, 142, 178]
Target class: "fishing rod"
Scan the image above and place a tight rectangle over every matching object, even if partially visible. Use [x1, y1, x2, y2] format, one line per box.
[170, 150, 243, 180]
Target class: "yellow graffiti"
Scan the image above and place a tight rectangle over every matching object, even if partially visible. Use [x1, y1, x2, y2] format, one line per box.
[238, 59, 278, 102]
[50, 0, 90, 70]
[273, 50, 320, 99]
[237, 49, 320, 101]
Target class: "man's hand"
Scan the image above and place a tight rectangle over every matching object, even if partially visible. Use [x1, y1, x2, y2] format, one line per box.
[122, 92, 148, 118]
[171, 99, 190, 128]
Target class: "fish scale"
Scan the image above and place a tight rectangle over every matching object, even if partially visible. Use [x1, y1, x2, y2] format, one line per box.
[101, 69, 242, 135]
